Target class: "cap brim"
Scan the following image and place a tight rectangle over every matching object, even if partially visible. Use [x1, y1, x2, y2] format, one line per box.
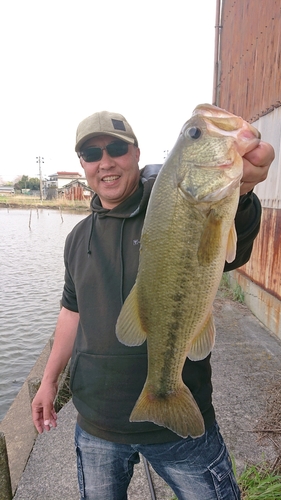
[75, 132, 136, 152]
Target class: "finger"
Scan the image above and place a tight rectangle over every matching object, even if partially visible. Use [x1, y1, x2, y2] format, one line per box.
[43, 407, 58, 431]
[240, 162, 270, 195]
[32, 407, 45, 434]
[240, 142, 274, 195]
[243, 141, 275, 167]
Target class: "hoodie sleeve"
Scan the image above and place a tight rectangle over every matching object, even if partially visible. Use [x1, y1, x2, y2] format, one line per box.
[61, 232, 79, 313]
[224, 191, 261, 272]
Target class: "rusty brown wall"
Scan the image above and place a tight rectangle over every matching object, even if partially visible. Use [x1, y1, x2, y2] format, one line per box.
[214, 0, 281, 122]
[214, 0, 281, 311]
[240, 208, 281, 301]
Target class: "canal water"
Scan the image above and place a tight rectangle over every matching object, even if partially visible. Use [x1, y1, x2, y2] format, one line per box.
[0, 207, 89, 420]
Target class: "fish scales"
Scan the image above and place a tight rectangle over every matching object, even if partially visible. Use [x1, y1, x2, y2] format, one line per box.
[116, 103, 261, 438]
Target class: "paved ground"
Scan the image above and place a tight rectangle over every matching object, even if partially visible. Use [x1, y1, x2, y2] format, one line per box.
[13, 296, 281, 499]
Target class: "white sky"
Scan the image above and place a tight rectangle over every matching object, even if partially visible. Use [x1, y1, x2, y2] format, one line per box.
[0, 0, 217, 182]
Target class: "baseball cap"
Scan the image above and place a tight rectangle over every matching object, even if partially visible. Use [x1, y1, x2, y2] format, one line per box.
[75, 111, 138, 152]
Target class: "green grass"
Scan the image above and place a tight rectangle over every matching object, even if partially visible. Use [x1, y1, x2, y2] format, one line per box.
[239, 462, 281, 499]
[218, 272, 245, 303]
[232, 283, 245, 303]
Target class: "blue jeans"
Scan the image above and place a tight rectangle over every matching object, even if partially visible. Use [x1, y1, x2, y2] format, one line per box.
[75, 422, 240, 500]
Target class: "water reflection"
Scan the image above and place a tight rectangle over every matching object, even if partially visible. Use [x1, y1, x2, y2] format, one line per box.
[0, 207, 89, 420]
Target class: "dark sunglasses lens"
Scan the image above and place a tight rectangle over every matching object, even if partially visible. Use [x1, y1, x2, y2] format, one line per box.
[81, 147, 102, 162]
[80, 142, 129, 162]
[107, 142, 129, 157]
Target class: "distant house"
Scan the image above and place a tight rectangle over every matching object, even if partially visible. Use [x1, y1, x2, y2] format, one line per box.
[0, 186, 15, 196]
[58, 179, 94, 201]
[46, 171, 85, 189]
[45, 171, 88, 199]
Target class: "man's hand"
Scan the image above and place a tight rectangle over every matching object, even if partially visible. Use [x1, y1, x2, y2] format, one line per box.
[32, 381, 58, 433]
[241, 141, 275, 195]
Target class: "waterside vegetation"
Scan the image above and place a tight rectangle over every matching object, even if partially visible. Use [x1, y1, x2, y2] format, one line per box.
[219, 272, 245, 303]
[0, 194, 91, 211]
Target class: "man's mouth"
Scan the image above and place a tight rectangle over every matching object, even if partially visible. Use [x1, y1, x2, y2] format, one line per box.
[102, 175, 120, 182]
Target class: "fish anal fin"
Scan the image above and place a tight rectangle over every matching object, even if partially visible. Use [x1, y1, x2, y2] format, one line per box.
[197, 210, 222, 266]
[130, 382, 205, 438]
[226, 222, 237, 263]
[188, 314, 216, 361]
[116, 284, 147, 346]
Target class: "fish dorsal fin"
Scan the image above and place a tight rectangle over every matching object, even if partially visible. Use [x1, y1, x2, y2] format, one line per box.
[197, 210, 222, 266]
[187, 313, 216, 361]
[116, 284, 147, 346]
[226, 222, 237, 263]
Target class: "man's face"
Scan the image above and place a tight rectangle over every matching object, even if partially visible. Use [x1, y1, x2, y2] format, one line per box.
[79, 135, 140, 209]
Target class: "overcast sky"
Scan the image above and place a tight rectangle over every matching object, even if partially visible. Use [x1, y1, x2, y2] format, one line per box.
[0, 0, 216, 182]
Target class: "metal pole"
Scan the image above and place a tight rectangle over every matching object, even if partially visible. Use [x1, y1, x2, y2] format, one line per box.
[36, 156, 44, 201]
[142, 456, 157, 500]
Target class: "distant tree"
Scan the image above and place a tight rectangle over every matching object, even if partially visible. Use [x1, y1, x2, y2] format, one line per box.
[28, 177, 40, 190]
[14, 175, 28, 190]
[14, 175, 40, 191]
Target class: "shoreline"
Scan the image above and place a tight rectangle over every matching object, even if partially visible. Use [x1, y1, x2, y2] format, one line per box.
[0, 198, 91, 212]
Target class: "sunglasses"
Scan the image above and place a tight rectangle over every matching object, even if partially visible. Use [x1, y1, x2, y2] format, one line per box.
[78, 141, 129, 163]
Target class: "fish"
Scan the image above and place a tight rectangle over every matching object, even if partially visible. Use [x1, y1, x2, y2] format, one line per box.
[116, 103, 261, 438]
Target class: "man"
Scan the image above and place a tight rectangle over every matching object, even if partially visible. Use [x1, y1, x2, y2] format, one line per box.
[32, 110, 274, 500]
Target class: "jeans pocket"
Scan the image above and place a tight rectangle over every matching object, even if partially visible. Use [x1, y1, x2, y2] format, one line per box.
[75, 445, 86, 499]
[208, 444, 241, 500]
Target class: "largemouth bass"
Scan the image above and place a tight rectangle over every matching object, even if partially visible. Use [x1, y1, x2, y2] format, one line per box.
[116, 104, 260, 438]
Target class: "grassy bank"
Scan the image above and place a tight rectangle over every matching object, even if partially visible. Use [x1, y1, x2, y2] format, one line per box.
[0, 195, 91, 211]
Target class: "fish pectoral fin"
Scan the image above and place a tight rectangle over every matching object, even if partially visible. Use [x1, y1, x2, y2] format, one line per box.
[116, 284, 147, 346]
[225, 222, 237, 263]
[130, 382, 205, 438]
[197, 210, 222, 266]
[187, 314, 216, 361]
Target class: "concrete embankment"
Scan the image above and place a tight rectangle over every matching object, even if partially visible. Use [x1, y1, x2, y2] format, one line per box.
[0, 341, 50, 496]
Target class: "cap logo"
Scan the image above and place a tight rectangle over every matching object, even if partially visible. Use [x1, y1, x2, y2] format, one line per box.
[111, 119, 126, 131]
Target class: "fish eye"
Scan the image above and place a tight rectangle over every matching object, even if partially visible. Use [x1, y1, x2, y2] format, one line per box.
[188, 127, 202, 139]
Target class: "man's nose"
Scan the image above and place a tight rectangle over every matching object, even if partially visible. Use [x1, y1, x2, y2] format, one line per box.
[99, 148, 115, 167]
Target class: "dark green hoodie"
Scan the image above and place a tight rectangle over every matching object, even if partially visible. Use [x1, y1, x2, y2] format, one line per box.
[62, 165, 261, 444]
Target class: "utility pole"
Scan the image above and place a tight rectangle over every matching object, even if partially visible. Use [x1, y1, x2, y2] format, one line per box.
[36, 156, 44, 201]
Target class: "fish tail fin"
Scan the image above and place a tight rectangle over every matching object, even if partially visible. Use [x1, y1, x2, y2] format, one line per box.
[130, 383, 205, 438]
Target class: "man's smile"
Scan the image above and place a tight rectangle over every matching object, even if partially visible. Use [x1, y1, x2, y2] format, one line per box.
[101, 175, 121, 183]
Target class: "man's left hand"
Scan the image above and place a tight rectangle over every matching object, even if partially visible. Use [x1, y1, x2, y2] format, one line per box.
[240, 141, 275, 195]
